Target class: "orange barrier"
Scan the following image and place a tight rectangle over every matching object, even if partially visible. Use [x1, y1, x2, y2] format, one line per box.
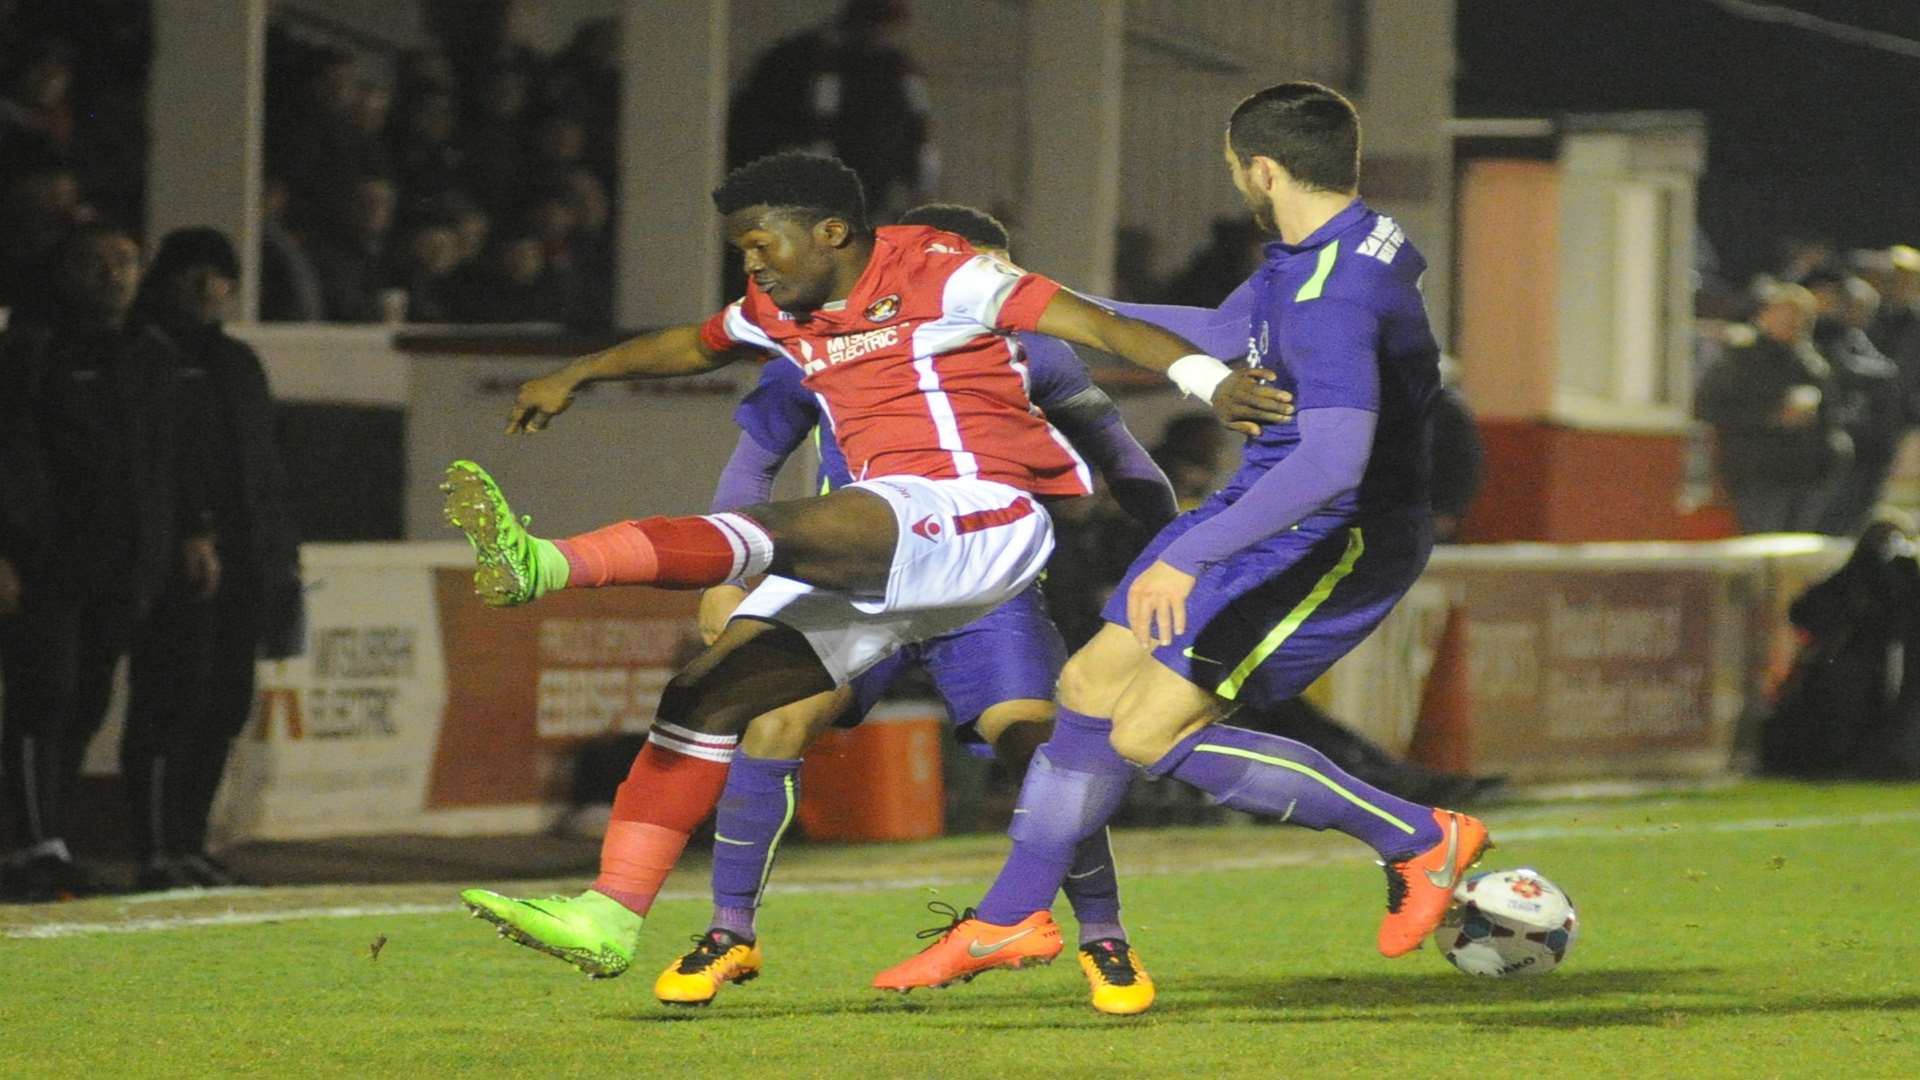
[796, 706, 945, 842]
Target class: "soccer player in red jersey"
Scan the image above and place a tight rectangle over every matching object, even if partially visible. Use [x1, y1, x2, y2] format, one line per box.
[448, 152, 1292, 978]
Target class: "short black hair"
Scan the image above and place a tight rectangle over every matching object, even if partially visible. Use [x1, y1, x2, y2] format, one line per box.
[712, 151, 869, 233]
[898, 203, 1009, 251]
[1227, 82, 1360, 193]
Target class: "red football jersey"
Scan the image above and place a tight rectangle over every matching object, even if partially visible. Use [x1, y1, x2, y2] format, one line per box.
[699, 225, 1093, 497]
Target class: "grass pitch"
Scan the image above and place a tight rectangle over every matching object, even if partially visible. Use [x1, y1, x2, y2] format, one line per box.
[4, 781, 1917, 1079]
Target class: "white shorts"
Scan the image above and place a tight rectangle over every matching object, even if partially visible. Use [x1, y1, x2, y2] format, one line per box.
[731, 475, 1056, 685]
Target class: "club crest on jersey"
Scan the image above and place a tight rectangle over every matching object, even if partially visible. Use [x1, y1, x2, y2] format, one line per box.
[864, 293, 901, 323]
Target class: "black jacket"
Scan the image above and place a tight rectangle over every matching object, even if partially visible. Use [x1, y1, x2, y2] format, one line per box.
[1695, 336, 1845, 486]
[0, 322, 212, 607]
[147, 320, 305, 656]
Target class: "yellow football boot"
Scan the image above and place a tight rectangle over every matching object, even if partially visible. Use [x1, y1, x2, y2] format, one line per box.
[1078, 938, 1155, 1015]
[654, 929, 762, 1006]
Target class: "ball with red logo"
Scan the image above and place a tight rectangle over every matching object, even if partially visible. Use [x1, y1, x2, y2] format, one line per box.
[1433, 867, 1579, 977]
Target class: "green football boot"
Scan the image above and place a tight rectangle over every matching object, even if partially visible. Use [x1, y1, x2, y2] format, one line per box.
[441, 460, 569, 606]
[461, 888, 643, 978]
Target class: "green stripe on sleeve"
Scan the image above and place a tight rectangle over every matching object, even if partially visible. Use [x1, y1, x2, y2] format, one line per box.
[1294, 240, 1340, 302]
[1216, 527, 1365, 700]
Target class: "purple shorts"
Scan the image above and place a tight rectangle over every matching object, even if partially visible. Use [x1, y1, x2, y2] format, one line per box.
[1103, 495, 1431, 710]
[844, 582, 1065, 757]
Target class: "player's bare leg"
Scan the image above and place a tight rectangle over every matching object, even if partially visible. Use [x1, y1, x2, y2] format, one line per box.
[464, 616, 837, 978]
[443, 459, 899, 606]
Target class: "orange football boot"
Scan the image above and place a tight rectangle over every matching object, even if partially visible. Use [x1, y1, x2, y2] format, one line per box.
[1377, 809, 1492, 957]
[871, 904, 1063, 992]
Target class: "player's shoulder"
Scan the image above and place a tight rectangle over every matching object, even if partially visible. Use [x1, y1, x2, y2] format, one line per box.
[876, 224, 979, 269]
[1305, 213, 1425, 309]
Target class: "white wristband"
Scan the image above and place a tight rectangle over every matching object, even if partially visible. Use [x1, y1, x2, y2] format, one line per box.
[1167, 354, 1233, 402]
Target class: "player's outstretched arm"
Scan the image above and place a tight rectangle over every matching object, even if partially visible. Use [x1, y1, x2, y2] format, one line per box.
[1034, 289, 1292, 436]
[1085, 281, 1256, 361]
[507, 324, 748, 434]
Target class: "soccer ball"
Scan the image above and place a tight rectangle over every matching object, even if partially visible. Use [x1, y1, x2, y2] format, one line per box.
[1434, 868, 1578, 977]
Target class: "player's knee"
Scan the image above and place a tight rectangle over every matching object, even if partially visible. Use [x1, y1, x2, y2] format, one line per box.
[1107, 721, 1171, 768]
[741, 707, 816, 758]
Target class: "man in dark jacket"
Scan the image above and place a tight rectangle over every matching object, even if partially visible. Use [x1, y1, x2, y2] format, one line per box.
[1696, 283, 1849, 534]
[1803, 269, 1905, 536]
[123, 228, 304, 890]
[0, 223, 218, 902]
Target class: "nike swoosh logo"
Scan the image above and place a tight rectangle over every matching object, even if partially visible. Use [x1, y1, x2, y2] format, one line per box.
[1181, 646, 1222, 665]
[1066, 865, 1107, 880]
[1424, 816, 1462, 889]
[713, 834, 755, 847]
[966, 928, 1035, 958]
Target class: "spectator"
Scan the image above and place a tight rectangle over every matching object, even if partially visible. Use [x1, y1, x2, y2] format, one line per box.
[542, 19, 619, 182]
[528, 109, 589, 175]
[429, 188, 492, 266]
[390, 217, 465, 323]
[452, 231, 564, 324]
[1110, 226, 1163, 304]
[1161, 217, 1265, 308]
[0, 157, 94, 314]
[388, 88, 465, 202]
[270, 47, 384, 228]
[123, 228, 303, 890]
[0, 36, 75, 159]
[518, 182, 594, 325]
[304, 174, 395, 323]
[461, 62, 531, 217]
[1150, 413, 1229, 511]
[1431, 356, 1486, 542]
[258, 174, 325, 322]
[560, 165, 614, 326]
[1696, 283, 1848, 534]
[1803, 269, 1904, 536]
[0, 223, 216, 902]
[728, 0, 935, 217]
[1866, 244, 1920, 424]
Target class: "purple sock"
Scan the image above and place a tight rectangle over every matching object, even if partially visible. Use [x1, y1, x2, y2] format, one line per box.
[1063, 828, 1125, 945]
[977, 708, 1135, 927]
[708, 752, 802, 939]
[1150, 723, 1442, 858]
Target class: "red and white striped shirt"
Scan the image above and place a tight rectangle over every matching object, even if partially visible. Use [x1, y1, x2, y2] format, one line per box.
[698, 225, 1093, 498]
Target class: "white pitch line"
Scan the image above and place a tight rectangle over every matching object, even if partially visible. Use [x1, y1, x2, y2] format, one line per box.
[7, 808, 1917, 940]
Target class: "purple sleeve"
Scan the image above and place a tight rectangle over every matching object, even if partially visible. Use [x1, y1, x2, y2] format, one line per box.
[733, 360, 818, 457]
[1089, 281, 1256, 359]
[1158, 407, 1377, 574]
[709, 432, 786, 513]
[1016, 335, 1179, 528]
[1015, 334, 1092, 408]
[1072, 415, 1179, 530]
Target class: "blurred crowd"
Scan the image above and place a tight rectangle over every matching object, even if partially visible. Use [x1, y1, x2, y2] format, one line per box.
[259, 14, 619, 326]
[1694, 238, 1920, 537]
[0, 2, 622, 329]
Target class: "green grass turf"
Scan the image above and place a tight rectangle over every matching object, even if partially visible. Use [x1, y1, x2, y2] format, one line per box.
[3, 781, 1918, 1079]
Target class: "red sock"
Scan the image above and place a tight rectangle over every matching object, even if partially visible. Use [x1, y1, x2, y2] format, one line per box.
[590, 722, 740, 915]
[556, 513, 773, 590]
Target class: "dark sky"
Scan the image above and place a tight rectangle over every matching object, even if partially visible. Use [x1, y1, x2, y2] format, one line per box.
[1456, 0, 1920, 277]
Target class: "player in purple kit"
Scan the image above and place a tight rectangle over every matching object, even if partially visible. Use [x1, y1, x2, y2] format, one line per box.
[654, 204, 1183, 1015]
[874, 83, 1493, 999]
